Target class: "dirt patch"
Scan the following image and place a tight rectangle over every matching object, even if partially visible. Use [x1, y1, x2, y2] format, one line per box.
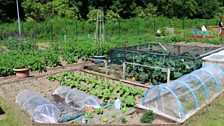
[173, 42, 222, 47]
[0, 115, 5, 121]
[37, 43, 51, 50]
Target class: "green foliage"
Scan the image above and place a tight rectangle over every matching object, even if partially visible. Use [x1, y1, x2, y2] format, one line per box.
[135, 4, 157, 18]
[96, 108, 103, 115]
[121, 118, 127, 124]
[48, 72, 145, 107]
[101, 118, 108, 123]
[85, 112, 94, 118]
[122, 51, 202, 85]
[111, 114, 116, 118]
[105, 10, 121, 21]
[121, 107, 128, 114]
[2, 39, 37, 51]
[1, 0, 224, 22]
[22, 0, 79, 21]
[140, 111, 155, 123]
[87, 8, 101, 22]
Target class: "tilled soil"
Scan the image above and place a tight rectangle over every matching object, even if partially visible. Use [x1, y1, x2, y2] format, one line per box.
[0, 61, 93, 102]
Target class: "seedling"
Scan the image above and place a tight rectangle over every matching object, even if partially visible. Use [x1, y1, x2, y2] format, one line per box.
[85, 112, 94, 118]
[96, 108, 103, 115]
[121, 107, 128, 114]
[121, 118, 127, 124]
[101, 118, 108, 123]
[111, 114, 116, 118]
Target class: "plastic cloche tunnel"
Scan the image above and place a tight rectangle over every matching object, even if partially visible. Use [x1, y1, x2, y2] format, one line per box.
[16, 90, 60, 123]
[141, 64, 224, 123]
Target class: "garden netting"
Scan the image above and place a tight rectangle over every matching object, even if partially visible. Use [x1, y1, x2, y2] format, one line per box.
[107, 43, 223, 84]
[109, 43, 222, 65]
[16, 90, 60, 123]
[141, 64, 224, 122]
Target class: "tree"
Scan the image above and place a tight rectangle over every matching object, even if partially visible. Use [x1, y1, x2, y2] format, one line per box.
[0, 0, 24, 22]
[135, 3, 157, 18]
[22, 0, 80, 21]
[195, 0, 222, 19]
[110, 0, 137, 18]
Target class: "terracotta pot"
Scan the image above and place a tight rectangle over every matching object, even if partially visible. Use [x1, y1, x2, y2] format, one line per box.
[84, 106, 94, 113]
[13, 68, 29, 79]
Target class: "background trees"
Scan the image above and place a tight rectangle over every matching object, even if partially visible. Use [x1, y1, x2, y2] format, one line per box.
[0, 0, 223, 22]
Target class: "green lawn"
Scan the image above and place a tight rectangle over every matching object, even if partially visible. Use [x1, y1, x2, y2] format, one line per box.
[184, 94, 224, 126]
[0, 97, 31, 126]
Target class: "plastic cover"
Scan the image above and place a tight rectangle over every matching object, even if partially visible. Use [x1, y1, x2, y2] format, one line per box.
[16, 90, 60, 123]
[142, 64, 224, 122]
[53, 86, 71, 99]
[65, 88, 100, 109]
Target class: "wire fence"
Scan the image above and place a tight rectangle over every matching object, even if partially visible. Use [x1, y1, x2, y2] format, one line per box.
[0, 18, 219, 41]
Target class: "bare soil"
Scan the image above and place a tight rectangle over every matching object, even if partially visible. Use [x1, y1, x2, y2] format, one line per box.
[173, 42, 222, 47]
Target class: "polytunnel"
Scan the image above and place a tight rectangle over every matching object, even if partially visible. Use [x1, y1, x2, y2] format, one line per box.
[141, 64, 224, 123]
[16, 90, 60, 123]
[54, 87, 101, 109]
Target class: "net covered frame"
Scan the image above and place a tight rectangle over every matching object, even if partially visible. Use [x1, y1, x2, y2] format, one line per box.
[141, 64, 224, 122]
[109, 42, 223, 66]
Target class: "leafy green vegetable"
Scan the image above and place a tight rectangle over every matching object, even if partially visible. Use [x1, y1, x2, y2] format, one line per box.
[101, 118, 108, 123]
[85, 112, 94, 118]
[48, 71, 144, 107]
[121, 118, 127, 124]
[96, 108, 103, 115]
[140, 110, 155, 123]
[121, 107, 128, 114]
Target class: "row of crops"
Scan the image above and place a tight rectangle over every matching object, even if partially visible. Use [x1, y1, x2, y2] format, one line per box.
[0, 39, 117, 77]
[48, 72, 145, 107]
[107, 42, 220, 84]
[124, 54, 201, 84]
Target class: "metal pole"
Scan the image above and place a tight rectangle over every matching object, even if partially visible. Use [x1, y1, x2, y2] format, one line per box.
[16, 0, 21, 37]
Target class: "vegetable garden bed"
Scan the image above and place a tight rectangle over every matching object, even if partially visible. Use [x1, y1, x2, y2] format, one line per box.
[86, 43, 223, 85]
[46, 71, 177, 125]
[0, 59, 178, 125]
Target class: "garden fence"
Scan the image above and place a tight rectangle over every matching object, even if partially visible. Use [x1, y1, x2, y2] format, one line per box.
[0, 18, 219, 41]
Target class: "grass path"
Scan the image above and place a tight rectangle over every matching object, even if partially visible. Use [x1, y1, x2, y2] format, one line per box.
[184, 94, 224, 126]
[0, 96, 31, 126]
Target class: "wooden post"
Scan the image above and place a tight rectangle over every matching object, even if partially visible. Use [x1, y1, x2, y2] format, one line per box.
[104, 60, 108, 75]
[167, 68, 170, 83]
[177, 45, 180, 54]
[123, 62, 126, 79]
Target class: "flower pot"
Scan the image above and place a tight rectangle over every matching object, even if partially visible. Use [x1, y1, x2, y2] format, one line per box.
[92, 56, 106, 64]
[13, 68, 29, 79]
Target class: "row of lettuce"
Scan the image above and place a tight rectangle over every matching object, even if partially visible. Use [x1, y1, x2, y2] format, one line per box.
[0, 39, 116, 77]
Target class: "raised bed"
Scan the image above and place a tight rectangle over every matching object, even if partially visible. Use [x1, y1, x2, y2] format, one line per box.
[85, 43, 223, 85]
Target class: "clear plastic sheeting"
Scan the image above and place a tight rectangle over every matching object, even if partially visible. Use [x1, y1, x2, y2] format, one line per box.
[141, 64, 224, 123]
[16, 90, 60, 123]
[53, 86, 101, 109]
[65, 88, 100, 109]
[53, 86, 71, 99]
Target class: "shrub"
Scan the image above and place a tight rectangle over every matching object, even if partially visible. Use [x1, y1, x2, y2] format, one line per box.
[121, 118, 127, 124]
[140, 110, 155, 123]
